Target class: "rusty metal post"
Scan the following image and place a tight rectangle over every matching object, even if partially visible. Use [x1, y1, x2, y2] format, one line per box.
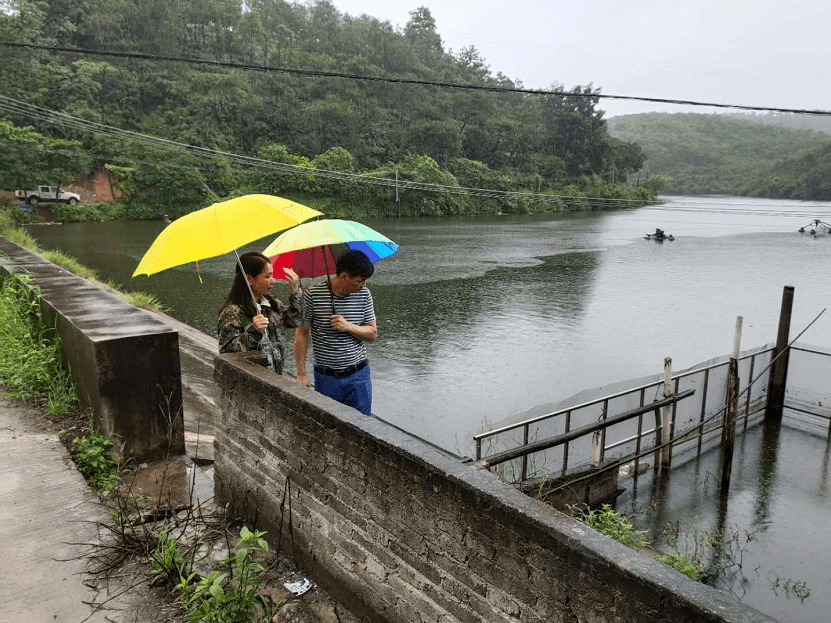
[766, 286, 794, 423]
[720, 316, 742, 493]
[661, 357, 673, 468]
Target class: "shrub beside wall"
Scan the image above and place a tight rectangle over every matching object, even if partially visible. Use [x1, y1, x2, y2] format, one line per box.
[214, 352, 776, 623]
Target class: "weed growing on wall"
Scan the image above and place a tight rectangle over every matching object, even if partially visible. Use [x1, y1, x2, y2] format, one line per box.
[579, 504, 648, 551]
[656, 551, 703, 581]
[0, 274, 77, 416]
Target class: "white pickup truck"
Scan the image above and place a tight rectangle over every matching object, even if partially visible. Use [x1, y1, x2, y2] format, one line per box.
[15, 185, 80, 205]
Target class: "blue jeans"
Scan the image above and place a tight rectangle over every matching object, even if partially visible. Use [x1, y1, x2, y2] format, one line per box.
[314, 364, 372, 416]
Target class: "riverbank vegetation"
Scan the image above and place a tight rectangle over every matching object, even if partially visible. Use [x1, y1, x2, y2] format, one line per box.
[608, 112, 831, 199]
[0, 269, 123, 491]
[0, 202, 167, 311]
[0, 274, 76, 416]
[0, 2, 658, 218]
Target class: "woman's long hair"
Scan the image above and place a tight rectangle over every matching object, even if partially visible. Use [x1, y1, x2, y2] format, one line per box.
[219, 251, 271, 319]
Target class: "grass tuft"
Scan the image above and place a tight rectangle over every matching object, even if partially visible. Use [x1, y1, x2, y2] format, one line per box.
[0, 275, 78, 416]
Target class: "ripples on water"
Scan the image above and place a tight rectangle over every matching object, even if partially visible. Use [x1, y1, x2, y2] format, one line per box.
[23, 195, 831, 623]
[24, 196, 831, 451]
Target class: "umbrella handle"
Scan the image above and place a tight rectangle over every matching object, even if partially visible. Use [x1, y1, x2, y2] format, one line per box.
[324, 246, 336, 315]
[234, 249, 261, 314]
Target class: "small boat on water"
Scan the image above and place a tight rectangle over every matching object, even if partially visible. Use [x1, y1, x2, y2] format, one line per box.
[644, 228, 674, 242]
[798, 219, 831, 235]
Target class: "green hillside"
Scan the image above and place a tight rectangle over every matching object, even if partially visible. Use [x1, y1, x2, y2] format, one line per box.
[0, 1, 655, 218]
[607, 112, 830, 196]
[742, 142, 831, 201]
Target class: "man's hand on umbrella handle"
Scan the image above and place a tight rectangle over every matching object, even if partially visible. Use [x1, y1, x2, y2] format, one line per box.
[296, 371, 311, 387]
[252, 313, 268, 332]
[330, 314, 352, 332]
[283, 268, 300, 294]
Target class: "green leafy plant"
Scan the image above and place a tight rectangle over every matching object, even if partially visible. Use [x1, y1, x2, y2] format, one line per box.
[579, 504, 648, 551]
[147, 527, 198, 587]
[72, 411, 121, 493]
[175, 527, 275, 623]
[657, 551, 703, 581]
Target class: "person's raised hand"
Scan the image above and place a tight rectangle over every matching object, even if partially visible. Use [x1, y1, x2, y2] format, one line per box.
[283, 267, 301, 294]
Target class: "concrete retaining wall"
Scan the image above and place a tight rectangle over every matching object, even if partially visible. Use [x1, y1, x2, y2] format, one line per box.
[215, 352, 776, 623]
[0, 238, 184, 462]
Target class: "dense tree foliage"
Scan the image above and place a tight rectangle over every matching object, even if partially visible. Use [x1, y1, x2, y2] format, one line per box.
[608, 112, 830, 197]
[741, 142, 831, 201]
[0, 0, 654, 215]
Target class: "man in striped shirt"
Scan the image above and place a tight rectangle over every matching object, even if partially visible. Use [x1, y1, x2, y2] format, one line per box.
[294, 250, 377, 415]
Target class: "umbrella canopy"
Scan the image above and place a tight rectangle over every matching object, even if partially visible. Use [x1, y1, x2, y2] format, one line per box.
[132, 194, 322, 277]
[263, 219, 398, 279]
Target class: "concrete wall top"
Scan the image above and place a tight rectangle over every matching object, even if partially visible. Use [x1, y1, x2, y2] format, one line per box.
[0, 238, 174, 340]
[0, 237, 185, 462]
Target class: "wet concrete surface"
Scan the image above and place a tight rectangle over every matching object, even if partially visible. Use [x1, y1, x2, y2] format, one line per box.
[147, 309, 218, 464]
[0, 396, 139, 622]
[0, 298, 363, 623]
[122, 456, 215, 512]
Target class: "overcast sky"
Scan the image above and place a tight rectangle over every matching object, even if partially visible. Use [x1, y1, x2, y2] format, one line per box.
[327, 0, 831, 118]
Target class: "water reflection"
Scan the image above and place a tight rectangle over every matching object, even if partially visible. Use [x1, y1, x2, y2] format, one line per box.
[622, 420, 831, 623]
[753, 420, 781, 529]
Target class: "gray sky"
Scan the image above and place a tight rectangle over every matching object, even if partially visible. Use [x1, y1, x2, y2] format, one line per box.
[328, 0, 831, 118]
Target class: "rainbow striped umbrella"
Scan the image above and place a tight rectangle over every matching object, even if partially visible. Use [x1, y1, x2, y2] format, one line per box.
[262, 219, 398, 279]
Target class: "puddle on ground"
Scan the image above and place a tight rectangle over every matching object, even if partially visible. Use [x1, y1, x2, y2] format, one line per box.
[121, 455, 215, 510]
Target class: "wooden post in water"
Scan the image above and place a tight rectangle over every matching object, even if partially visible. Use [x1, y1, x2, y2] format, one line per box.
[766, 286, 794, 423]
[720, 316, 742, 493]
[661, 357, 673, 468]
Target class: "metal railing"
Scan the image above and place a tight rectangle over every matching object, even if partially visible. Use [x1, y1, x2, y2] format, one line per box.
[474, 347, 774, 482]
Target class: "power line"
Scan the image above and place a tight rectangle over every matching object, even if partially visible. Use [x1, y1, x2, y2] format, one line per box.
[0, 95, 654, 208]
[2, 40, 831, 117]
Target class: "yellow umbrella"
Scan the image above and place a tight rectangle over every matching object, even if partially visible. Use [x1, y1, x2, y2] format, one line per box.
[132, 194, 322, 277]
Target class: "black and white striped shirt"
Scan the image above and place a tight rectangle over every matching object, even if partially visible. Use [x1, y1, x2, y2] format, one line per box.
[303, 281, 376, 369]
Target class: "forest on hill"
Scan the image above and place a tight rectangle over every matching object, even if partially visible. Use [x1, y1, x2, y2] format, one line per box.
[607, 112, 831, 199]
[0, 0, 656, 219]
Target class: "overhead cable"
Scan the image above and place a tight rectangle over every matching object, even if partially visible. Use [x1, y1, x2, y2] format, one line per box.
[1, 40, 831, 117]
[0, 94, 655, 207]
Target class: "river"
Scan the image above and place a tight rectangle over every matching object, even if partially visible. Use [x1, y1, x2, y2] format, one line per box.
[27, 195, 831, 454]
[25, 194, 831, 622]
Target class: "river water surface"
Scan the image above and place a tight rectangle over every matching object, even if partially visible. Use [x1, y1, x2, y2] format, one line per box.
[27, 195, 831, 451]
[25, 195, 831, 622]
